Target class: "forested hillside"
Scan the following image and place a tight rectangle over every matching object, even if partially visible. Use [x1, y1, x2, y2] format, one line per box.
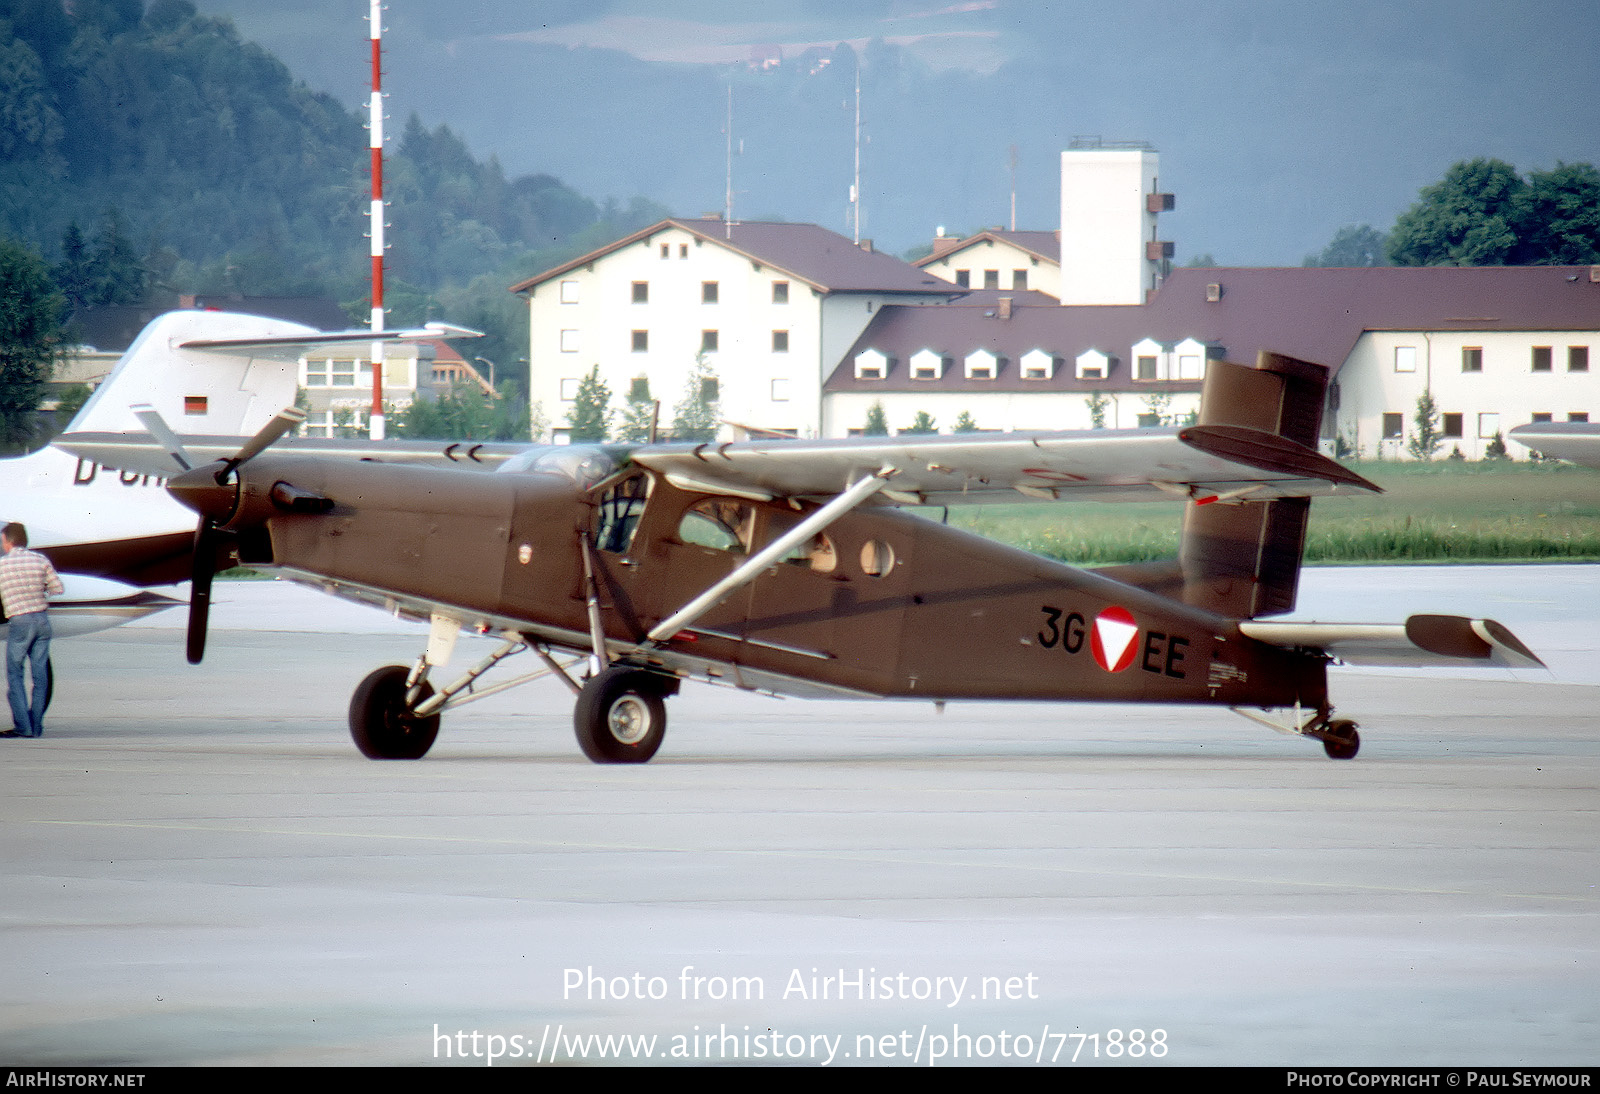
[0, 0, 666, 359]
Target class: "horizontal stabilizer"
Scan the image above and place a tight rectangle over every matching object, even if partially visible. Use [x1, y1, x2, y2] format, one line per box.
[1239, 614, 1545, 669]
[178, 320, 483, 361]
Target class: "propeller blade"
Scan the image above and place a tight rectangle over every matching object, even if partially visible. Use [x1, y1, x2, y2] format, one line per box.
[186, 519, 217, 665]
[229, 407, 307, 471]
[131, 405, 194, 472]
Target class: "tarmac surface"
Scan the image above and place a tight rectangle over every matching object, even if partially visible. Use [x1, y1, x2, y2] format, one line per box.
[1, 566, 1596, 1066]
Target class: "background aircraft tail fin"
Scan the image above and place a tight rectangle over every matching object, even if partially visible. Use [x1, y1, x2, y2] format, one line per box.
[1177, 352, 1332, 618]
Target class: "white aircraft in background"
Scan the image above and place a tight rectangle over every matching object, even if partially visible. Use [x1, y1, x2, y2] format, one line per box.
[1508, 421, 1600, 469]
[4, 308, 491, 641]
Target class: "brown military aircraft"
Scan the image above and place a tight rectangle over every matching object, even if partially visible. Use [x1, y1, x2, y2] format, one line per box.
[155, 352, 1542, 763]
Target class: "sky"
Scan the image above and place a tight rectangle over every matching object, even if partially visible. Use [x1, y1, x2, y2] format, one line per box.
[197, 0, 1600, 264]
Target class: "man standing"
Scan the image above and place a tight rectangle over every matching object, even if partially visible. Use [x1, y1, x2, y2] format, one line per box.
[1, 522, 63, 738]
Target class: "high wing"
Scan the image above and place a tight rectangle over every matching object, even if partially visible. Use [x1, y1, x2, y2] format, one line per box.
[173, 320, 482, 359]
[628, 424, 1379, 507]
[55, 432, 530, 476]
[1508, 421, 1600, 469]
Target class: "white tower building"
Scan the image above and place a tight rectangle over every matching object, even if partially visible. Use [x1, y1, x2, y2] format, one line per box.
[1059, 141, 1173, 305]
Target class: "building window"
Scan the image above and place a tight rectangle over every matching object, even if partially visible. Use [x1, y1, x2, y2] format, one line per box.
[632, 330, 648, 352]
[702, 281, 719, 304]
[772, 330, 789, 353]
[632, 281, 648, 303]
[560, 378, 581, 401]
[1382, 412, 1403, 439]
[1530, 412, 1553, 423]
[183, 395, 208, 416]
[1569, 412, 1590, 423]
[984, 269, 999, 289]
[771, 378, 790, 402]
[1570, 346, 1590, 372]
[1442, 413, 1463, 438]
[1478, 412, 1500, 439]
[1026, 350, 1059, 380]
[1462, 346, 1482, 372]
[305, 360, 328, 386]
[772, 281, 789, 304]
[910, 349, 944, 381]
[1013, 269, 1028, 291]
[560, 330, 580, 353]
[1394, 346, 1417, 373]
[954, 270, 970, 288]
[854, 349, 887, 380]
[964, 350, 997, 380]
[1532, 346, 1552, 372]
[1136, 355, 1159, 380]
[679, 244, 688, 259]
[660, 243, 670, 259]
[560, 280, 580, 304]
[329, 359, 357, 387]
[701, 330, 719, 353]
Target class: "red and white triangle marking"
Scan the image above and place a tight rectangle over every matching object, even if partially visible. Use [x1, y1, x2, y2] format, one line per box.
[1090, 606, 1139, 673]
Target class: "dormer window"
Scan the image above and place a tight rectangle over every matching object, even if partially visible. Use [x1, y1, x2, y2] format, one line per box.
[910, 349, 945, 381]
[854, 348, 888, 380]
[964, 349, 998, 380]
[1022, 349, 1057, 380]
[1132, 338, 1167, 381]
[1174, 337, 1206, 380]
[1075, 349, 1110, 380]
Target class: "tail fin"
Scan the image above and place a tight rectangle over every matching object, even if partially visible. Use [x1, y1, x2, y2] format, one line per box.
[1178, 352, 1332, 619]
[68, 310, 315, 438]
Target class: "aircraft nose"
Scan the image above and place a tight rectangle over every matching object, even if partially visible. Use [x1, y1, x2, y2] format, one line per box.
[168, 464, 239, 526]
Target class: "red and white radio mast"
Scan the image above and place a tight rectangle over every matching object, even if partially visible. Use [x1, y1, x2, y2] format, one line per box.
[366, 0, 386, 439]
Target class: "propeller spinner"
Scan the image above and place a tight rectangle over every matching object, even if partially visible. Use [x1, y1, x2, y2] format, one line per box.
[156, 407, 308, 664]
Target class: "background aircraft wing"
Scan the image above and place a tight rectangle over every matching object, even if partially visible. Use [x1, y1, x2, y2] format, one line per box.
[1508, 421, 1600, 469]
[628, 425, 1378, 506]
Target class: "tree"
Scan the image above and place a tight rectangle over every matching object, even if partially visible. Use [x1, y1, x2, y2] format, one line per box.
[670, 355, 718, 441]
[863, 401, 888, 436]
[0, 237, 65, 452]
[616, 375, 658, 442]
[901, 410, 937, 435]
[1388, 159, 1526, 266]
[1513, 162, 1600, 265]
[952, 410, 979, 433]
[1086, 390, 1109, 429]
[1304, 224, 1389, 267]
[566, 366, 612, 442]
[1407, 390, 1443, 461]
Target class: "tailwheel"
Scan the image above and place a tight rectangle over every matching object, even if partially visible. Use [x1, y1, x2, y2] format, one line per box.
[574, 666, 669, 764]
[349, 665, 440, 760]
[1321, 718, 1361, 760]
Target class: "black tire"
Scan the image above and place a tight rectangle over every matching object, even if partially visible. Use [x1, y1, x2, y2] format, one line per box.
[574, 667, 668, 764]
[1322, 719, 1361, 760]
[349, 665, 440, 760]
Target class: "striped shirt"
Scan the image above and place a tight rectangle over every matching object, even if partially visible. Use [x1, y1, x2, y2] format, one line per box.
[0, 546, 64, 618]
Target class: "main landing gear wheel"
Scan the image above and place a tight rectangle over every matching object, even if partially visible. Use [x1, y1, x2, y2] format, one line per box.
[1321, 719, 1361, 760]
[574, 667, 668, 764]
[349, 665, 440, 760]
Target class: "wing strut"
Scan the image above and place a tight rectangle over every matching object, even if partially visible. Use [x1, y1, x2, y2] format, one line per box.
[645, 466, 895, 646]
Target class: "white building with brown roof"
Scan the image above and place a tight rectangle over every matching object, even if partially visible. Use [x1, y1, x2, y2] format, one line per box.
[511, 217, 956, 441]
[827, 265, 1600, 456]
[916, 229, 1063, 298]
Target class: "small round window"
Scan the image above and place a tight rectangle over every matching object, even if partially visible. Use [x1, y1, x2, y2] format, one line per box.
[859, 539, 895, 577]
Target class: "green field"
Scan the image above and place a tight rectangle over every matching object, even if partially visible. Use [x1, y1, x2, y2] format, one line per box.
[942, 461, 1600, 565]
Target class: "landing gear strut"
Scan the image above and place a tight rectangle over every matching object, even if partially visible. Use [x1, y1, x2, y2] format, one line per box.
[574, 666, 673, 764]
[1232, 705, 1361, 760]
[349, 665, 441, 759]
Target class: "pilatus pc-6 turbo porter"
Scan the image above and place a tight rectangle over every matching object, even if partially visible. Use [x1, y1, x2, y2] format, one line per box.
[159, 352, 1541, 763]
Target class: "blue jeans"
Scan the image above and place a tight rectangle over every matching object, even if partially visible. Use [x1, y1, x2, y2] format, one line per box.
[6, 610, 51, 737]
